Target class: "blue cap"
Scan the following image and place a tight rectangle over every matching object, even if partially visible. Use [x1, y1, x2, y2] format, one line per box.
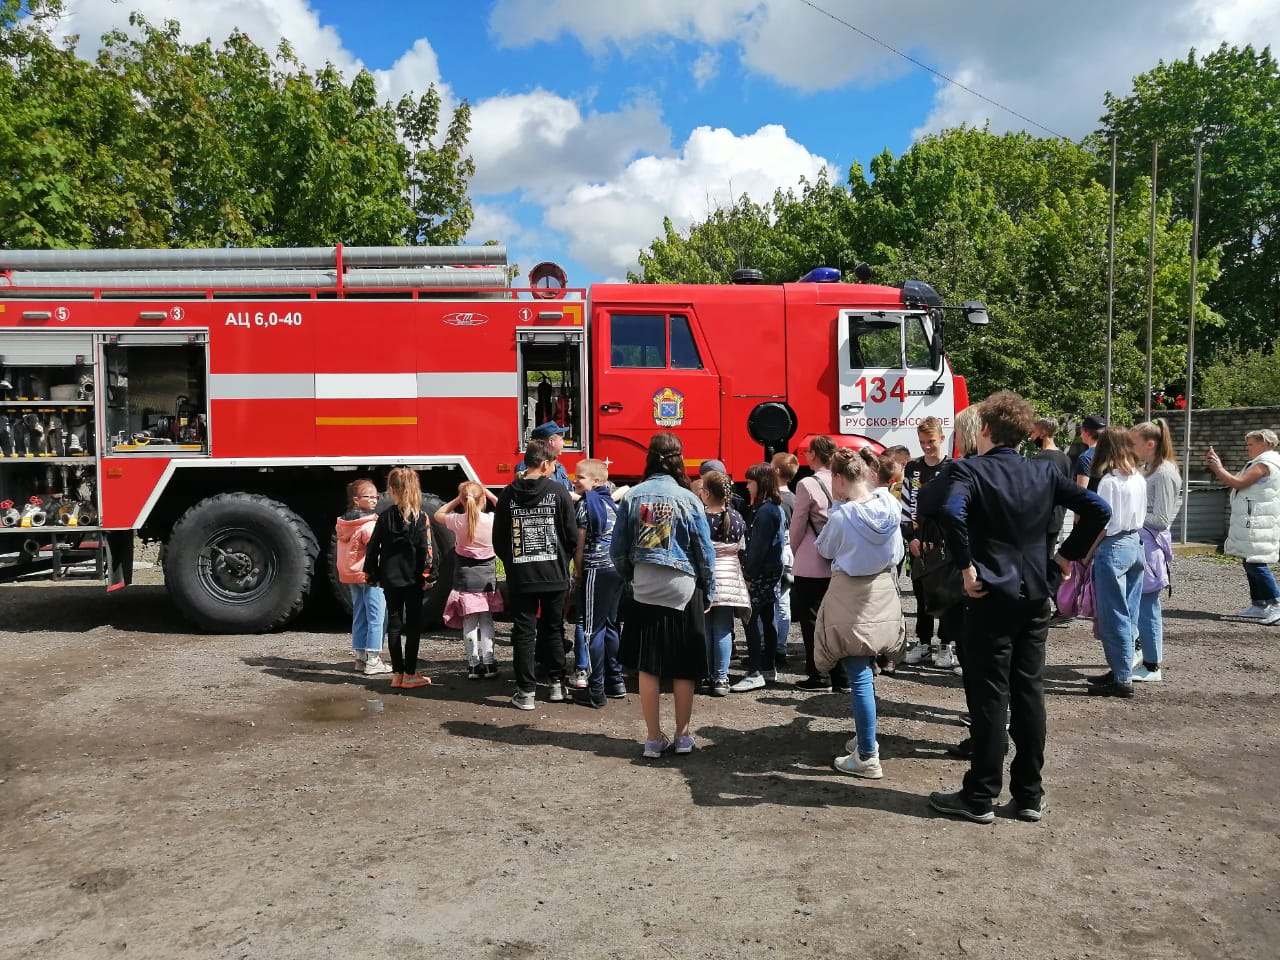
[699, 459, 727, 476]
[531, 421, 569, 439]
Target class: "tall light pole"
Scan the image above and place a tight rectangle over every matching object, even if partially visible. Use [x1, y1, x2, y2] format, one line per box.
[1104, 136, 1117, 424]
[1180, 139, 1203, 544]
[1144, 142, 1158, 422]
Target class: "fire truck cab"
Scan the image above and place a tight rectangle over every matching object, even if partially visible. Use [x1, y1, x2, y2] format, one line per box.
[0, 246, 986, 633]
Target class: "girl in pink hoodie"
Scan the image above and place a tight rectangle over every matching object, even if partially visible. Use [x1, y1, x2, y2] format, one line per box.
[335, 478, 390, 675]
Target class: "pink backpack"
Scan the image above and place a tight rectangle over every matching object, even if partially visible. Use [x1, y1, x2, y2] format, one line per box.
[1055, 560, 1096, 618]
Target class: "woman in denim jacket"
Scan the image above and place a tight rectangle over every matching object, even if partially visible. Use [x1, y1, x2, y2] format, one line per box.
[612, 432, 717, 758]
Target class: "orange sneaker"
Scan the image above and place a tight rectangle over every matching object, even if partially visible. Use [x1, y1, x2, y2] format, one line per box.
[390, 673, 404, 688]
[401, 674, 432, 689]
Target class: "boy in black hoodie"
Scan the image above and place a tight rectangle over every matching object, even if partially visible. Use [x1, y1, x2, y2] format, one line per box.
[494, 439, 579, 709]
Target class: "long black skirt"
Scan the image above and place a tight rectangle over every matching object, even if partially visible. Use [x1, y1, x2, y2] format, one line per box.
[618, 587, 708, 682]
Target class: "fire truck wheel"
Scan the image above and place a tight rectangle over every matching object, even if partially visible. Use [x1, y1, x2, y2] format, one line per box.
[165, 493, 320, 633]
[421, 502, 455, 627]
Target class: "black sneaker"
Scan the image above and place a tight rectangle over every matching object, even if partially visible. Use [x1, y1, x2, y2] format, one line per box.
[774, 653, 789, 670]
[928, 790, 995, 824]
[1004, 796, 1047, 822]
[576, 687, 607, 709]
[795, 676, 833, 691]
[606, 680, 628, 698]
[1086, 670, 1116, 686]
[948, 736, 1008, 758]
[1087, 680, 1134, 698]
[483, 663, 499, 679]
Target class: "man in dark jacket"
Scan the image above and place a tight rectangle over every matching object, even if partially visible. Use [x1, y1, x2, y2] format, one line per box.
[494, 439, 579, 709]
[922, 391, 1110, 824]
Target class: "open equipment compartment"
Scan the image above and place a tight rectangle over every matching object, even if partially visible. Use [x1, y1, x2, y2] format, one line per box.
[0, 331, 104, 581]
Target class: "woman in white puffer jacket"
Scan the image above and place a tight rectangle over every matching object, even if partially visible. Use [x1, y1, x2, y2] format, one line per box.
[1207, 429, 1280, 625]
[699, 470, 751, 695]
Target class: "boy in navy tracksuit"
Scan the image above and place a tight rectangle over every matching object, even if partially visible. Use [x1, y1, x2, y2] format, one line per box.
[569, 459, 626, 708]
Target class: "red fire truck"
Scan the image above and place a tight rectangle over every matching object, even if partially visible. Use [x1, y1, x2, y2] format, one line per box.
[0, 246, 987, 632]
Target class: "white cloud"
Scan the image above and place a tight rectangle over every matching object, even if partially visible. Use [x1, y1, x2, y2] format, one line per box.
[544, 124, 835, 278]
[692, 50, 720, 89]
[467, 90, 670, 195]
[489, 0, 759, 50]
[490, 0, 1280, 139]
[48, 0, 448, 106]
[465, 203, 524, 247]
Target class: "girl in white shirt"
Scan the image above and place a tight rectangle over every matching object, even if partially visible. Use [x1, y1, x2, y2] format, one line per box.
[1087, 429, 1148, 697]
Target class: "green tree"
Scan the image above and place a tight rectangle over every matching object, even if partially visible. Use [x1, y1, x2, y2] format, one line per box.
[0, 12, 474, 249]
[1201, 344, 1280, 408]
[1099, 44, 1280, 358]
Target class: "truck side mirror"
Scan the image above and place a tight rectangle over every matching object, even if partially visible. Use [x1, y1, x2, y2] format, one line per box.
[962, 300, 990, 326]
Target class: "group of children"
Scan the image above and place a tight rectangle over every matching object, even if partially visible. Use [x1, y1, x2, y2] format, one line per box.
[332, 420, 959, 776]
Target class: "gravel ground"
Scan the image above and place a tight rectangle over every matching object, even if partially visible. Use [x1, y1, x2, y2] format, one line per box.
[1, 553, 1278, 960]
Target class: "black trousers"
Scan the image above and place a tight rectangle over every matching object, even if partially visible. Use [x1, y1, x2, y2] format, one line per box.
[960, 594, 1051, 808]
[791, 575, 846, 685]
[509, 587, 568, 694]
[913, 581, 966, 646]
[383, 584, 424, 675]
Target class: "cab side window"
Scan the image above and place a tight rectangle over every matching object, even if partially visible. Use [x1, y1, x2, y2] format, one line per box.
[610, 313, 704, 370]
[850, 326, 901, 369]
[670, 314, 703, 369]
[610, 314, 665, 368]
[904, 315, 935, 369]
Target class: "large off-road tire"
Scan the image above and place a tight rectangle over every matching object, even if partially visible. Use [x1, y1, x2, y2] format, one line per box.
[165, 493, 319, 633]
[423, 504, 455, 627]
[326, 495, 455, 628]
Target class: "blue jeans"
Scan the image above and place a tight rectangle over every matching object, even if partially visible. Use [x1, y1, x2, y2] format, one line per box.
[705, 606, 736, 683]
[1093, 532, 1143, 684]
[1137, 590, 1163, 667]
[842, 656, 877, 758]
[576, 567, 624, 691]
[1244, 562, 1280, 605]
[349, 583, 386, 655]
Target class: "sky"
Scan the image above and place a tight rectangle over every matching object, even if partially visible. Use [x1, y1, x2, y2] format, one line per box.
[45, 0, 1280, 284]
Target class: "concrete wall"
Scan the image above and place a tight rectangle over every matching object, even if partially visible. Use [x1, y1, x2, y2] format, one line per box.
[1148, 405, 1280, 482]
[1132, 405, 1280, 544]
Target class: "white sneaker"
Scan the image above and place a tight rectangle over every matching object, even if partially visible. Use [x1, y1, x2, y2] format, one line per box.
[934, 646, 955, 670]
[1262, 604, 1280, 626]
[1131, 664, 1162, 682]
[569, 668, 590, 689]
[1236, 604, 1268, 618]
[730, 673, 765, 692]
[363, 657, 392, 676]
[833, 751, 883, 779]
[1132, 649, 1144, 670]
[903, 642, 931, 665]
[951, 664, 964, 678]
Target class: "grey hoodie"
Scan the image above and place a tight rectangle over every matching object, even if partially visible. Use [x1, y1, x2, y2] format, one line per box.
[815, 488, 905, 577]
